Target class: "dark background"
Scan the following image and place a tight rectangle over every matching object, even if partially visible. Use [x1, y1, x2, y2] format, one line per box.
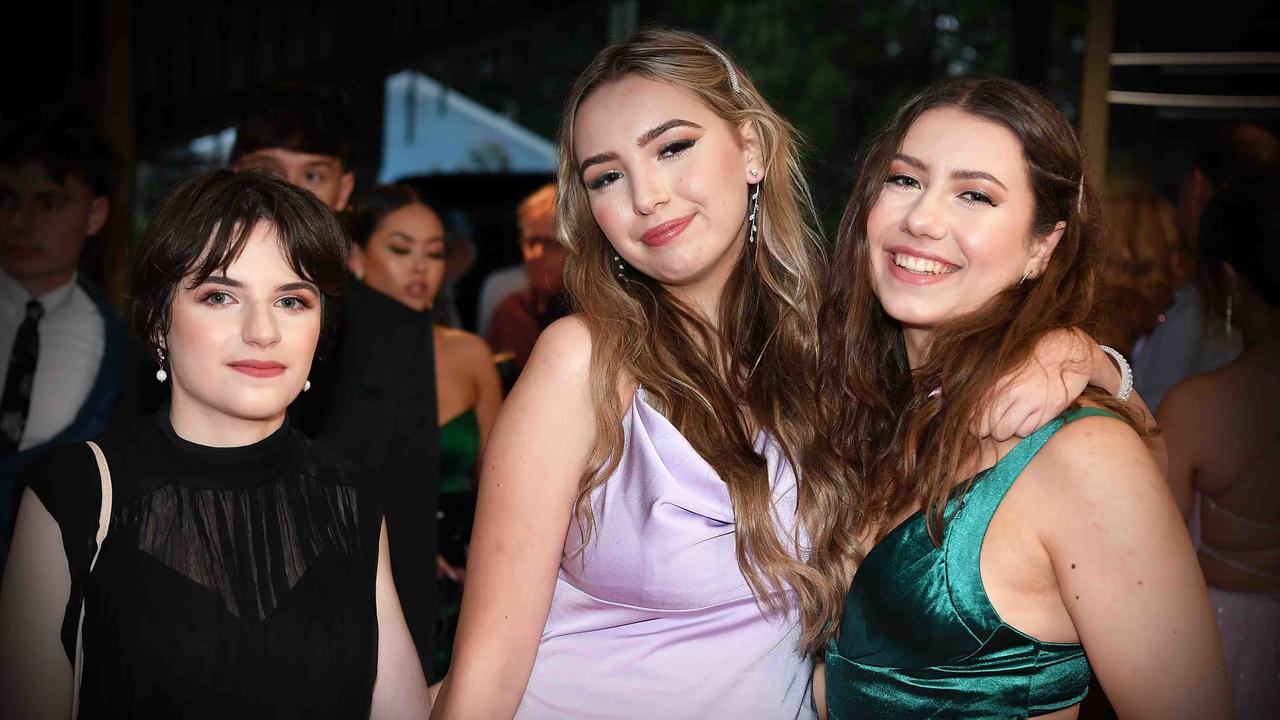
[4, 0, 1277, 329]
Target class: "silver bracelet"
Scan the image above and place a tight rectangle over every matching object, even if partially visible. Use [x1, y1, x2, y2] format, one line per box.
[1098, 345, 1133, 402]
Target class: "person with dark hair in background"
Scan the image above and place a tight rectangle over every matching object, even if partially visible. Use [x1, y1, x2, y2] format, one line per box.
[1159, 175, 1280, 718]
[1133, 123, 1280, 410]
[353, 184, 502, 678]
[0, 118, 125, 569]
[231, 86, 441, 675]
[486, 183, 571, 373]
[0, 170, 430, 718]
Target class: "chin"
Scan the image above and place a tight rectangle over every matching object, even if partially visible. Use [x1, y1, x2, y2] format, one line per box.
[219, 392, 295, 422]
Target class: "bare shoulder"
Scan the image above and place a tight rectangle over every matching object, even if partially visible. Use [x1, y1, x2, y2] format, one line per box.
[437, 326, 496, 364]
[1156, 371, 1218, 420]
[1028, 413, 1174, 531]
[522, 315, 593, 381]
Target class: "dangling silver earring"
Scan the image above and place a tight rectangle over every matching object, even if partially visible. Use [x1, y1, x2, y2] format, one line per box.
[1019, 268, 1032, 287]
[303, 380, 312, 392]
[747, 182, 760, 244]
[155, 348, 168, 383]
[1225, 295, 1233, 338]
[613, 253, 626, 280]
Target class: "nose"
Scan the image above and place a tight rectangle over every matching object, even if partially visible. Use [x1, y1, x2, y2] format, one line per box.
[902, 190, 947, 241]
[242, 300, 281, 348]
[630, 167, 669, 216]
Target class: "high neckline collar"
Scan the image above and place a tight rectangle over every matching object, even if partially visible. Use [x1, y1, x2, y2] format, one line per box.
[151, 408, 297, 489]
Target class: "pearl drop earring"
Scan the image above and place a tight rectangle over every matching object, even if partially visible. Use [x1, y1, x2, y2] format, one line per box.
[155, 348, 168, 383]
[303, 380, 312, 392]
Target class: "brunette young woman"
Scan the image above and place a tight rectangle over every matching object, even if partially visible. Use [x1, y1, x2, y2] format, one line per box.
[351, 184, 503, 502]
[0, 170, 430, 718]
[433, 32, 1132, 720]
[816, 77, 1230, 719]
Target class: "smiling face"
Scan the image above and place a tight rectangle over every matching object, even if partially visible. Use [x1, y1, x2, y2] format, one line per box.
[356, 202, 446, 312]
[867, 108, 1064, 349]
[573, 75, 761, 307]
[165, 221, 322, 428]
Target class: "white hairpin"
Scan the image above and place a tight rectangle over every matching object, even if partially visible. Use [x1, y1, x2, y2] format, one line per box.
[704, 45, 742, 94]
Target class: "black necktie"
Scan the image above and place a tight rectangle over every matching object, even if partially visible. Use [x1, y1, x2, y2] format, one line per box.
[0, 300, 44, 456]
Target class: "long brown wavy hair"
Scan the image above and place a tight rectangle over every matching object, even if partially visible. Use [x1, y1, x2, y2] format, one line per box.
[817, 77, 1145, 551]
[556, 28, 855, 652]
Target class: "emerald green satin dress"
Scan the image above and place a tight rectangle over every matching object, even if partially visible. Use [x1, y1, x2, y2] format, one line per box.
[438, 409, 479, 494]
[826, 408, 1115, 718]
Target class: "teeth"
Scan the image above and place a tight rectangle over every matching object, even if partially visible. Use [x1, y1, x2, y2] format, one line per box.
[892, 253, 954, 275]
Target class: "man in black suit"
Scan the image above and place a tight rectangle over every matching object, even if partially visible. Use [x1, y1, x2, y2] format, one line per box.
[231, 87, 440, 674]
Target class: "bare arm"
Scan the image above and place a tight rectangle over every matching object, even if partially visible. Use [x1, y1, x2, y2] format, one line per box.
[812, 661, 828, 720]
[0, 489, 73, 719]
[979, 329, 1166, 472]
[371, 519, 432, 719]
[1041, 417, 1230, 719]
[468, 336, 505, 461]
[430, 317, 597, 719]
[1155, 382, 1201, 520]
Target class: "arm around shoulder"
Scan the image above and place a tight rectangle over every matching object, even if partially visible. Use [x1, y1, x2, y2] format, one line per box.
[431, 316, 598, 719]
[1037, 416, 1231, 719]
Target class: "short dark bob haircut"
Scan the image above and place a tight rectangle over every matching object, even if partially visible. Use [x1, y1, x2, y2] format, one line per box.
[130, 169, 348, 360]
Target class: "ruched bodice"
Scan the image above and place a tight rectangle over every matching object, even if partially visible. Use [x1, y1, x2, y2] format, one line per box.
[825, 408, 1111, 719]
[515, 390, 815, 719]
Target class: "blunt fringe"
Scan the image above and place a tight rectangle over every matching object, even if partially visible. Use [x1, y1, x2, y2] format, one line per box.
[130, 169, 348, 361]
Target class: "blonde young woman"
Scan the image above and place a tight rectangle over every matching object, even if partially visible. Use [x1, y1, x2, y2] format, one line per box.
[432, 31, 1127, 720]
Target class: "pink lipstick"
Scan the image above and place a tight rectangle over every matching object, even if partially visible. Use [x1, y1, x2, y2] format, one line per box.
[640, 214, 695, 248]
[228, 360, 286, 378]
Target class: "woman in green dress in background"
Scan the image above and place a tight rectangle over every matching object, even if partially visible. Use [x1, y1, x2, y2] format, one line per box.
[352, 185, 503, 676]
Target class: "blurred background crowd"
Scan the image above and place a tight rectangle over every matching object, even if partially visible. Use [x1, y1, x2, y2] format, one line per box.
[1, 1, 1276, 716]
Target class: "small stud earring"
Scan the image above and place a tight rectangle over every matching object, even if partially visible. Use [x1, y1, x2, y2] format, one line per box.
[303, 380, 312, 392]
[749, 168, 759, 178]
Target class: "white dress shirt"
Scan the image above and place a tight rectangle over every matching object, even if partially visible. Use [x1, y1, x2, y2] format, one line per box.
[0, 268, 104, 451]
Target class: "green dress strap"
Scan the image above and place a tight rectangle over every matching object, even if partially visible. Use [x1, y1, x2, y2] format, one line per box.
[825, 407, 1121, 719]
[946, 406, 1118, 632]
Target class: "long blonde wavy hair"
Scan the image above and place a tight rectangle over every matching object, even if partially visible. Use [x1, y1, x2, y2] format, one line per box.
[555, 28, 856, 652]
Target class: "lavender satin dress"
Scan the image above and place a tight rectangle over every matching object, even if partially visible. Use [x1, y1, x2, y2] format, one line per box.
[514, 390, 816, 719]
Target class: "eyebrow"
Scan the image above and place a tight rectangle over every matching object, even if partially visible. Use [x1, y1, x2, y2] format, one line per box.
[893, 153, 1008, 192]
[203, 275, 319, 293]
[577, 118, 705, 176]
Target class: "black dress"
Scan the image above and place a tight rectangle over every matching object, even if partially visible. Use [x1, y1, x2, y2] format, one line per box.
[22, 412, 383, 719]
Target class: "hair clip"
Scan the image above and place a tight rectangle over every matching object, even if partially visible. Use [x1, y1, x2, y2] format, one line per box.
[704, 45, 742, 94]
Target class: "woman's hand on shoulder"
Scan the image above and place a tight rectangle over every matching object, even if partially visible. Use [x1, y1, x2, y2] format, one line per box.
[976, 329, 1157, 445]
[975, 328, 1094, 441]
[432, 314, 597, 719]
[1034, 415, 1231, 719]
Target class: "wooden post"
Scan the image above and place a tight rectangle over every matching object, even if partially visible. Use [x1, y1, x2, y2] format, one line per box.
[101, 0, 134, 311]
[1079, 0, 1115, 191]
